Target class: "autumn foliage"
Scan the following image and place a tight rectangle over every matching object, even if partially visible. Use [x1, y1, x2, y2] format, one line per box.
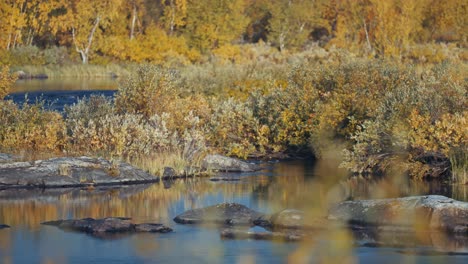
[0, 0, 466, 65]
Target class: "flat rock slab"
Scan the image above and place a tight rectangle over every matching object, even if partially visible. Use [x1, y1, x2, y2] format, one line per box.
[173, 203, 265, 226]
[201, 155, 260, 172]
[0, 156, 158, 188]
[328, 195, 468, 234]
[42, 217, 172, 236]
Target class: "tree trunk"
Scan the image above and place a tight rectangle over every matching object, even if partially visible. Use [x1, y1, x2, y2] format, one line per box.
[130, 5, 137, 40]
[362, 19, 372, 52]
[72, 16, 101, 64]
[169, 0, 175, 34]
[79, 50, 88, 64]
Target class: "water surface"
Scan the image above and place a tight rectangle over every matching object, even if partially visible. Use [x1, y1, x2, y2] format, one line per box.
[0, 160, 467, 264]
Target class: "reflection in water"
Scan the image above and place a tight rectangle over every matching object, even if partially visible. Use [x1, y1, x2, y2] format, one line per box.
[0, 160, 467, 263]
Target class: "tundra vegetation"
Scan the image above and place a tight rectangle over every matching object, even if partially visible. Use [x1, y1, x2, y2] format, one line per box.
[0, 0, 466, 181]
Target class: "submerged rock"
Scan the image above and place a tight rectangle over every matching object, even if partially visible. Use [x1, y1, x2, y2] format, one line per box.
[328, 195, 468, 234]
[255, 209, 328, 230]
[209, 177, 241, 182]
[0, 156, 158, 188]
[42, 217, 172, 235]
[201, 154, 260, 172]
[173, 203, 265, 226]
[221, 226, 305, 242]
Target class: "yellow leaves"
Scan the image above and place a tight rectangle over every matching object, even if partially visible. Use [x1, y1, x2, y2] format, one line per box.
[407, 109, 467, 155]
[0, 101, 67, 152]
[0, 66, 16, 100]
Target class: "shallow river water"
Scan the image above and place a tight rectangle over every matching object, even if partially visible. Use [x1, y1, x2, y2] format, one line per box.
[1, 79, 467, 263]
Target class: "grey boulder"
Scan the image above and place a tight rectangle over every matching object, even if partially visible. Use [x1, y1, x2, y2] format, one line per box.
[201, 154, 260, 172]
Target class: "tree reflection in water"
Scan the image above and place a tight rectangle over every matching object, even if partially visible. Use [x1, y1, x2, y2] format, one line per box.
[0, 159, 467, 263]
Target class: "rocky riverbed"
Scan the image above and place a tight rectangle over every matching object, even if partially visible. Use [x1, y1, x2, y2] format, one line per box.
[173, 195, 468, 243]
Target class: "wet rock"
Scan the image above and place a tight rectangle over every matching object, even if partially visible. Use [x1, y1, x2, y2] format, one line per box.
[0, 224, 10, 229]
[42, 217, 172, 235]
[269, 209, 305, 229]
[0, 156, 158, 188]
[351, 226, 468, 253]
[255, 209, 328, 230]
[134, 223, 173, 233]
[328, 195, 468, 234]
[173, 203, 265, 226]
[201, 154, 260, 172]
[209, 177, 241, 182]
[162, 167, 177, 179]
[15, 71, 48, 80]
[220, 226, 305, 242]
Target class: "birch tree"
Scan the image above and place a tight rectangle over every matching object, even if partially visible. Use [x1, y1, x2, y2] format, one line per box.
[66, 0, 123, 64]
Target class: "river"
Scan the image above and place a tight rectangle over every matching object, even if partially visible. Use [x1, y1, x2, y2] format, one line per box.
[1, 79, 467, 263]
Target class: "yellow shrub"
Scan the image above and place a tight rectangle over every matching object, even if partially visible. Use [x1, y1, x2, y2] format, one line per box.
[0, 66, 17, 100]
[0, 101, 67, 152]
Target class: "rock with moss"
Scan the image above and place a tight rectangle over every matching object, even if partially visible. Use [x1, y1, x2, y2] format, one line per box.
[201, 154, 260, 172]
[0, 156, 158, 188]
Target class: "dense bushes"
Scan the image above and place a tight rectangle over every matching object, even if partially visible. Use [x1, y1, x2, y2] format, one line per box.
[0, 59, 466, 180]
[339, 63, 467, 180]
[0, 100, 66, 152]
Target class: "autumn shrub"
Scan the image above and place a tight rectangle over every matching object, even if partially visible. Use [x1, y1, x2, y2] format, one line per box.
[206, 98, 260, 158]
[0, 67, 65, 153]
[43, 46, 72, 65]
[0, 66, 17, 99]
[284, 59, 417, 157]
[115, 65, 177, 118]
[8, 46, 45, 66]
[175, 60, 288, 98]
[0, 100, 67, 152]
[341, 62, 467, 179]
[66, 95, 174, 157]
[248, 81, 316, 154]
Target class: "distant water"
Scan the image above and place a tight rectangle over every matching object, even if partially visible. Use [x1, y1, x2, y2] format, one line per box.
[8, 78, 118, 112]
